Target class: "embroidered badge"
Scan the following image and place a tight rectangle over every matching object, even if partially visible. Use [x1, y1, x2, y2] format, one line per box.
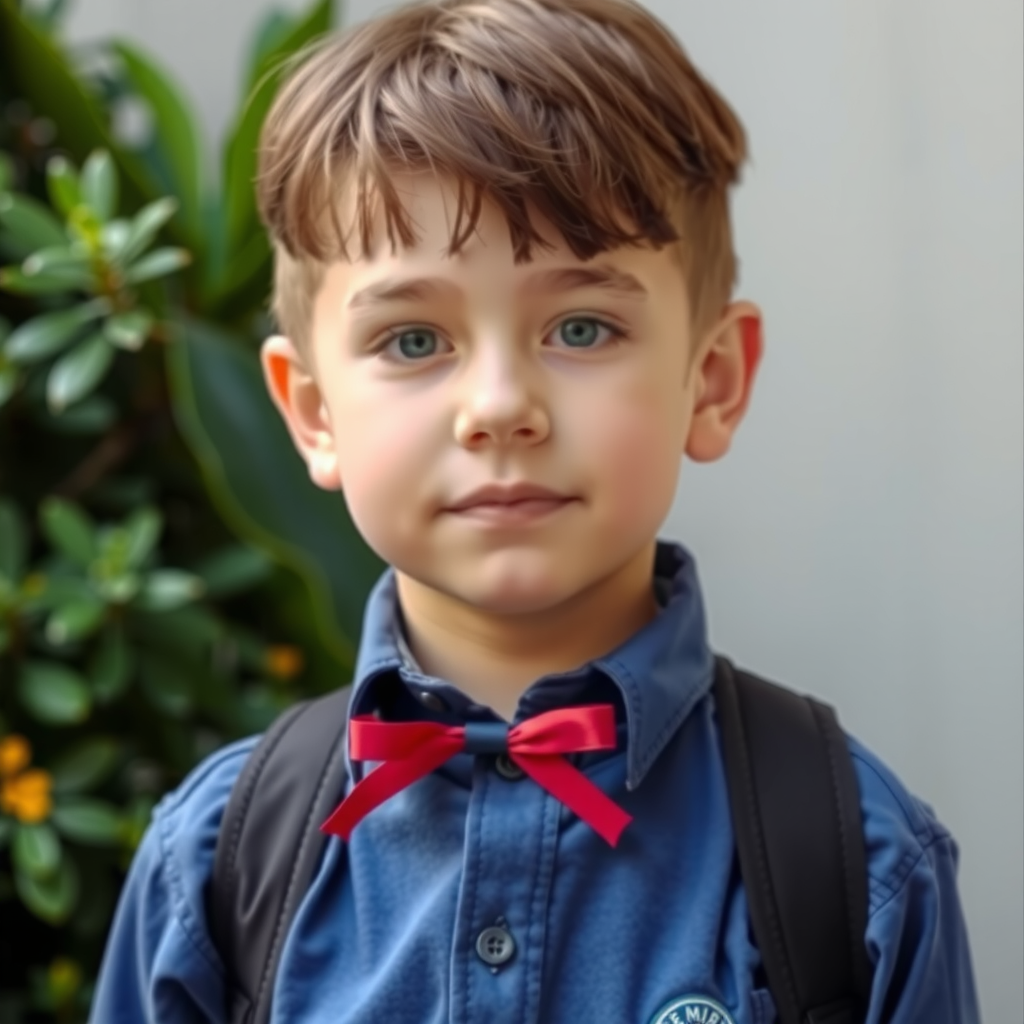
[649, 995, 737, 1024]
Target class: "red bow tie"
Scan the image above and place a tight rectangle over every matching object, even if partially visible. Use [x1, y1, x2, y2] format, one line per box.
[320, 704, 633, 847]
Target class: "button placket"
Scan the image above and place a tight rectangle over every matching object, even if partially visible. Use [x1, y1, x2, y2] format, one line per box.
[452, 755, 554, 1024]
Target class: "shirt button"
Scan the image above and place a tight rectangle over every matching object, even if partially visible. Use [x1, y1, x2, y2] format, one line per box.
[494, 753, 525, 781]
[416, 690, 448, 713]
[476, 924, 516, 968]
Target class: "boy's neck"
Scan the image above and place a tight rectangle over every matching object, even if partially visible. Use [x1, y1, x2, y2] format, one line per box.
[393, 541, 661, 721]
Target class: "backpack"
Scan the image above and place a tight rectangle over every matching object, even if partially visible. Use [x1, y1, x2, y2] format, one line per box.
[206, 656, 873, 1024]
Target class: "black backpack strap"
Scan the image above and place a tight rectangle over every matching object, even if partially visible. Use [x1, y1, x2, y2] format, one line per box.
[207, 684, 353, 1024]
[712, 656, 872, 1024]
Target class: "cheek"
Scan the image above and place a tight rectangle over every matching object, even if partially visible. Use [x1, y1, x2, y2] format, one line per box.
[326, 384, 436, 536]
[585, 372, 686, 510]
[337, 414, 412, 499]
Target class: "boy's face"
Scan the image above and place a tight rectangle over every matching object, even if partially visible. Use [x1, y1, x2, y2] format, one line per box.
[264, 172, 760, 623]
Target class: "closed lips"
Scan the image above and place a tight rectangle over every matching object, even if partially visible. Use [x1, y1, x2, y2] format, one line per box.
[447, 484, 572, 511]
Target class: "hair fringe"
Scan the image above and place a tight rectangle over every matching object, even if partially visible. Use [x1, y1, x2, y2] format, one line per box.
[257, 0, 748, 347]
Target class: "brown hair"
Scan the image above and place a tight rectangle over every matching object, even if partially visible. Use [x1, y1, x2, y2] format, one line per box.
[256, 0, 748, 350]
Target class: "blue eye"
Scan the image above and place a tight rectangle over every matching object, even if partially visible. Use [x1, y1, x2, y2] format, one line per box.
[555, 317, 622, 348]
[377, 317, 625, 362]
[383, 328, 439, 360]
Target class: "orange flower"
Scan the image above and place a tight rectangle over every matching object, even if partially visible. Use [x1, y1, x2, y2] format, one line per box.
[0, 735, 53, 824]
[265, 645, 304, 680]
[0, 734, 31, 776]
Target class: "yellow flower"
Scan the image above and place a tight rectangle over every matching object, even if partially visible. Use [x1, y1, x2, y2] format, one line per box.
[265, 645, 304, 680]
[0, 734, 53, 824]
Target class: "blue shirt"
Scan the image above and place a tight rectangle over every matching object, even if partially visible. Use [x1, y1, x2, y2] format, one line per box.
[89, 539, 979, 1023]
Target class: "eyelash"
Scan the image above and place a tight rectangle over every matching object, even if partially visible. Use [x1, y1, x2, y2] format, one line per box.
[372, 316, 629, 363]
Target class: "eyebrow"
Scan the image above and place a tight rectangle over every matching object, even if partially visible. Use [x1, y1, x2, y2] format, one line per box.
[346, 263, 648, 310]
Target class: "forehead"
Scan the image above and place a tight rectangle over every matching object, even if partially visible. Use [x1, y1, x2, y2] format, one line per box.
[326, 170, 685, 300]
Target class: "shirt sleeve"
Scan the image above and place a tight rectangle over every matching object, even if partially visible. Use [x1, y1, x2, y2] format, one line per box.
[88, 737, 259, 1024]
[850, 740, 981, 1023]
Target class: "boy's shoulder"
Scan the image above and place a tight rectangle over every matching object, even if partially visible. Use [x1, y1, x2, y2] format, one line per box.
[843, 731, 956, 914]
[151, 733, 261, 878]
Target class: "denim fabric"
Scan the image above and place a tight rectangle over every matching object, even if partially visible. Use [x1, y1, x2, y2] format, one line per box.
[89, 539, 979, 1024]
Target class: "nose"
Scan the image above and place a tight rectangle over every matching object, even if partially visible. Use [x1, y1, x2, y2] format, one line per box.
[452, 349, 550, 449]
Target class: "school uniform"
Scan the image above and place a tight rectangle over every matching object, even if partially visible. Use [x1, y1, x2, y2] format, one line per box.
[89, 539, 979, 1024]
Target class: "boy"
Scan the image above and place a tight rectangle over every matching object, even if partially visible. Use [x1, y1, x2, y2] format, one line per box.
[90, 0, 980, 1020]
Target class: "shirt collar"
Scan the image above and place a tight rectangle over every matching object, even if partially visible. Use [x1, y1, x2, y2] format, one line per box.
[349, 537, 714, 790]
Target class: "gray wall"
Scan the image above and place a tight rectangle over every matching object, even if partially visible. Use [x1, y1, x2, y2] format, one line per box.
[59, 0, 1024, 1017]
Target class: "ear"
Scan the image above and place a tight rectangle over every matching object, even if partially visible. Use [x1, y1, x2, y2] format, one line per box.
[260, 335, 342, 490]
[684, 301, 763, 463]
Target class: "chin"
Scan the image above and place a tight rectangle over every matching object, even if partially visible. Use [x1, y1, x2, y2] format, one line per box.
[458, 586, 572, 617]
[412, 549, 583, 616]
[469, 558, 598, 615]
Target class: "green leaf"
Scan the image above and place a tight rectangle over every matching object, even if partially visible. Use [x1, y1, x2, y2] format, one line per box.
[66, 203, 104, 250]
[0, 0, 152, 214]
[68, 860, 114, 938]
[0, 151, 13, 192]
[220, 0, 332, 263]
[139, 655, 193, 717]
[121, 795, 156, 852]
[113, 42, 204, 248]
[49, 738, 121, 795]
[45, 155, 82, 218]
[167, 319, 376, 665]
[122, 506, 162, 567]
[194, 544, 273, 598]
[80, 150, 118, 221]
[0, 191, 66, 254]
[47, 332, 115, 411]
[12, 823, 62, 879]
[50, 798, 122, 845]
[0, 265, 90, 296]
[202, 227, 270, 319]
[18, 661, 93, 725]
[131, 604, 221, 658]
[0, 361, 17, 407]
[0, 816, 11, 848]
[137, 569, 204, 611]
[246, 9, 296, 83]
[3, 299, 109, 365]
[93, 571, 141, 604]
[37, 393, 117, 434]
[100, 218, 131, 260]
[45, 597, 106, 645]
[0, 498, 27, 582]
[24, 573, 94, 614]
[15, 854, 79, 925]
[124, 246, 190, 284]
[103, 308, 153, 351]
[89, 626, 133, 703]
[21, 243, 92, 278]
[26, 0, 71, 33]
[40, 498, 96, 565]
[118, 197, 178, 265]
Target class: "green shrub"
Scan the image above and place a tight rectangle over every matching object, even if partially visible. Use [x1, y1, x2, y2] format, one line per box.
[0, 1, 382, 1018]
